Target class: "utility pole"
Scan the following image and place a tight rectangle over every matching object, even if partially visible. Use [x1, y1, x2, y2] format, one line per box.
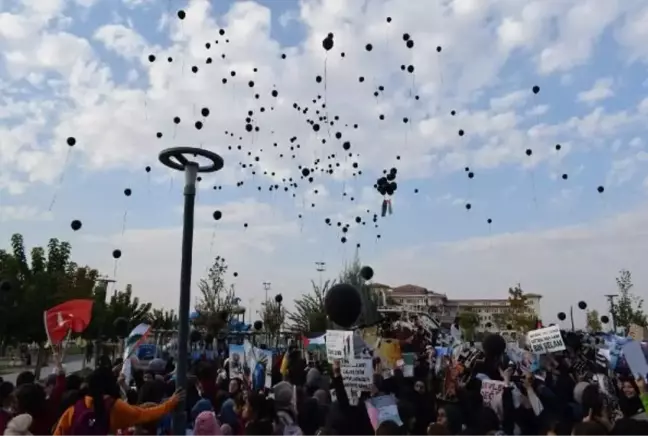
[604, 294, 618, 332]
[315, 261, 326, 289]
[263, 282, 271, 305]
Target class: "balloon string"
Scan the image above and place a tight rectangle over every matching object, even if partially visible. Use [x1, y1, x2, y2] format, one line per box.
[209, 227, 216, 255]
[530, 170, 538, 211]
[113, 259, 119, 281]
[121, 209, 129, 236]
[48, 146, 73, 212]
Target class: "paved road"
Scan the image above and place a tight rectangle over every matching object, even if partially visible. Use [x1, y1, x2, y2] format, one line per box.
[1, 355, 89, 384]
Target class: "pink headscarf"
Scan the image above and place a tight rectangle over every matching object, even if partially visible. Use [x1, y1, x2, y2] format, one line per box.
[194, 411, 222, 435]
[220, 423, 233, 435]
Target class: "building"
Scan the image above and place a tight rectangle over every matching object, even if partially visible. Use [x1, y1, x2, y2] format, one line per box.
[370, 283, 542, 331]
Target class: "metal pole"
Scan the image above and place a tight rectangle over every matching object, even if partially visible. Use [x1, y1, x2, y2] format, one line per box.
[173, 162, 198, 435]
[569, 305, 575, 331]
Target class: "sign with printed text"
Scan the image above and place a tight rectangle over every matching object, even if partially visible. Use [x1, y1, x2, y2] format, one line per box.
[526, 325, 566, 354]
[481, 380, 507, 409]
[326, 329, 353, 360]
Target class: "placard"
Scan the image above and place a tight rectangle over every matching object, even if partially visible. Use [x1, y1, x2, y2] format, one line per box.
[329, 357, 373, 406]
[326, 329, 353, 360]
[365, 395, 402, 430]
[481, 379, 507, 409]
[527, 325, 566, 354]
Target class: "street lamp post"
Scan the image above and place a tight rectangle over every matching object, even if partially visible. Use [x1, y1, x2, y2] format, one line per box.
[159, 147, 223, 435]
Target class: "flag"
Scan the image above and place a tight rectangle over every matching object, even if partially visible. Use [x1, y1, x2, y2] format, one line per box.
[302, 334, 325, 348]
[44, 299, 93, 346]
[123, 323, 152, 359]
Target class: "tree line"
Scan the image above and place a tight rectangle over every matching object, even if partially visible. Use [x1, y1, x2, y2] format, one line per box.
[0, 233, 178, 350]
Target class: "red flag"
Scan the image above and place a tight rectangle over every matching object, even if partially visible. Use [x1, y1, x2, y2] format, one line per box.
[44, 299, 93, 345]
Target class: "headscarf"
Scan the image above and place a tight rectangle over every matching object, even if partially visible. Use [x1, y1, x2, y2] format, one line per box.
[194, 411, 221, 436]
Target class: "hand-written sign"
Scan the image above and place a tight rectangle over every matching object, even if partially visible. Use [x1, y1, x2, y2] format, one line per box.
[339, 357, 373, 390]
[481, 380, 507, 409]
[330, 357, 373, 406]
[527, 325, 566, 354]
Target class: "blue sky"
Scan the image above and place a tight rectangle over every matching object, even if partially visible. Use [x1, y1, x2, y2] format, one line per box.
[1, 0, 648, 328]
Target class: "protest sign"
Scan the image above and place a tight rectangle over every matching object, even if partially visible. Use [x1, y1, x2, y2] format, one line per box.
[481, 380, 507, 409]
[527, 325, 566, 354]
[326, 329, 353, 360]
[366, 395, 402, 430]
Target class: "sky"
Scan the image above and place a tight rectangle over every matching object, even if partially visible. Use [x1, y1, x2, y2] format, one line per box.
[1, 0, 648, 329]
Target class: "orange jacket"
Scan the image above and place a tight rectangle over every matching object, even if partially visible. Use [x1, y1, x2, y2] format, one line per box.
[52, 395, 179, 435]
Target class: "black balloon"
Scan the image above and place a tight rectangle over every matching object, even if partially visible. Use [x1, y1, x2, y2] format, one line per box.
[360, 266, 374, 281]
[254, 320, 263, 331]
[578, 301, 587, 310]
[532, 85, 540, 94]
[124, 188, 132, 196]
[275, 294, 283, 304]
[600, 315, 609, 324]
[113, 317, 129, 338]
[112, 249, 122, 259]
[324, 283, 362, 328]
[557, 312, 566, 321]
[71, 220, 82, 231]
[213, 210, 222, 220]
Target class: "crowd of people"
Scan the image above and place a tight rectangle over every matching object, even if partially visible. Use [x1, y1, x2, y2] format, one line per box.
[0, 330, 646, 435]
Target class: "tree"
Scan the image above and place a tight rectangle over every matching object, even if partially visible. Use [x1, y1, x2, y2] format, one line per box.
[338, 252, 380, 327]
[149, 309, 178, 331]
[102, 284, 152, 339]
[0, 234, 99, 376]
[194, 257, 239, 336]
[611, 269, 647, 330]
[458, 311, 480, 341]
[586, 310, 603, 332]
[287, 280, 331, 333]
[259, 300, 286, 336]
[492, 285, 537, 332]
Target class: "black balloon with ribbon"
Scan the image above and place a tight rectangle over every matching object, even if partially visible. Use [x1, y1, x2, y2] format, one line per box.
[324, 283, 362, 328]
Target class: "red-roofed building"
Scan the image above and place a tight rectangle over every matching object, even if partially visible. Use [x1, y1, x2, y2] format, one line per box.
[373, 283, 542, 331]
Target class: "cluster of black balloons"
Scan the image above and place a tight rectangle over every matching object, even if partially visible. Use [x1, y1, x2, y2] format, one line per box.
[375, 168, 398, 196]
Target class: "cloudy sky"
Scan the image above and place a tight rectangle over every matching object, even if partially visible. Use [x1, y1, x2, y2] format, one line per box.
[1, 0, 647, 328]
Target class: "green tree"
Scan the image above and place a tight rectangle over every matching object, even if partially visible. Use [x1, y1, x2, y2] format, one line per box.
[458, 311, 480, 341]
[611, 269, 647, 330]
[493, 285, 537, 332]
[103, 284, 152, 339]
[0, 234, 99, 376]
[287, 280, 331, 333]
[586, 309, 603, 332]
[149, 309, 178, 331]
[194, 256, 238, 336]
[259, 299, 286, 337]
[338, 253, 379, 326]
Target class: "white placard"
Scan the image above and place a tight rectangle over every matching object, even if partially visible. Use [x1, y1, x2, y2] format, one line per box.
[526, 325, 566, 354]
[326, 329, 353, 360]
[481, 380, 507, 409]
[329, 357, 373, 406]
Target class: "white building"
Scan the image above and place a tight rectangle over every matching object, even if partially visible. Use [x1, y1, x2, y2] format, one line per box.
[370, 283, 542, 331]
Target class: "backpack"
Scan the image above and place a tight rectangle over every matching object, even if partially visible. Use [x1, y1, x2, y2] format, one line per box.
[69, 398, 114, 435]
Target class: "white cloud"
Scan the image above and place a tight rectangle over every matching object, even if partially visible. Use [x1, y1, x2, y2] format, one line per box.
[0, 0, 647, 319]
[0, 205, 52, 222]
[577, 77, 615, 103]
